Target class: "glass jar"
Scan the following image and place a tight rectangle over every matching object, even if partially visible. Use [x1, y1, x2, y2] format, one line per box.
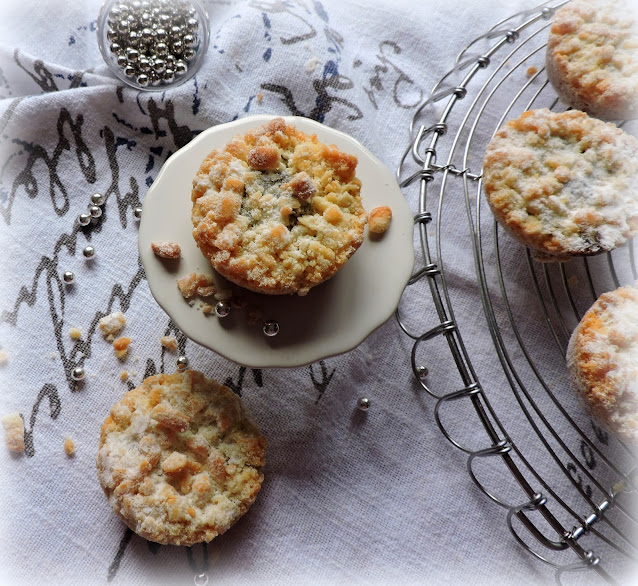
[97, 0, 210, 90]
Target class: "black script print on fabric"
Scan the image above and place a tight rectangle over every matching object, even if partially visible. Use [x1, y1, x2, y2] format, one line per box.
[310, 360, 335, 404]
[22, 384, 62, 458]
[224, 366, 264, 397]
[4, 106, 96, 222]
[359, 40, 424, 110]
[255, 1, 362, 122]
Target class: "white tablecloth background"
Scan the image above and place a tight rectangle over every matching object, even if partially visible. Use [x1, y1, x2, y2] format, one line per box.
[0, 1, 635, 584]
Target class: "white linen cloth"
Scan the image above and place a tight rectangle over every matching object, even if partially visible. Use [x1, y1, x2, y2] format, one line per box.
[0, 1, 636, 585]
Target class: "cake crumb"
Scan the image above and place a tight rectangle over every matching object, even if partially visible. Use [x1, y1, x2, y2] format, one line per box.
[368, 206, 393, 235]
[69, 327, 82, 340]
[256, 92, 263, 103]
[197, 285, 216, 297]
[120, 370, 129, 382]
[2, 412, 25, 453]
[0, 350, 8, 366]
[202, 304, 214, 316]
[113, 336, 132, 360]
[99, 311, 126, 342]
[177, 273, 213, 299]
[568, 275, 580, 287]
[526, 66, 538, 77]
[151, 241, 181, 259]
[64, 437, 76, 456]
[160, 336, 178, 351]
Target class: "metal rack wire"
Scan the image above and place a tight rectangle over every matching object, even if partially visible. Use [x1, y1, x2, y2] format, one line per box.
[396, 2, 637, 583]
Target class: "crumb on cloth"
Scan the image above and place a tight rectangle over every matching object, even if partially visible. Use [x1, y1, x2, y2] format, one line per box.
[160, 336, 178, 351]
[113, 336, 132, 360]
[2, 412, 25, 453]
[99, 312, 126, 342]
[64, 437, 75, 456]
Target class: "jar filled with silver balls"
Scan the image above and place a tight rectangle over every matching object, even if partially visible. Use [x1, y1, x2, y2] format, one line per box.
[97, 0, 210, 90]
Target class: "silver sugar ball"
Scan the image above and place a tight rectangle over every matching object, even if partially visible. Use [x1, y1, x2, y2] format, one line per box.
[126, 47, 140, 62]
[141, 27, 154, 41]
[183, 47, 196, 62]
[153, 58, 166, 73]
[416, 365, 429, 378]
[106, 29, 117, 43]
[154, 27, 167, 42]
[137, 73, 150, 87]
[357, 397, 371, 411]
[109, 42, 122, 54]
[128, 30, 139, 46]
[90, 192, 105, 206]
[171, 40, 183, 54]
[83, 245, 96, 259]
[71, 366, 85, 381]
[174, 60, 187, 76]
[149, 72, 162, 86]
[186, 17, 199, 31]
[89, 205, 102, 219]
[124, 65, 136, 77]
[163, 68, 175, 83]
[165, 53, 176, 67]
[170, 25, 182, 37]
[116, 54, 128, 68]
[183, 33, 196, 48]
[138, 57, 151, 72]
[215, 301, 231, 318]
[63, 271, 75, 284]
[133, 205, 143, 220]
[155, 42, 168, 56]
[176, 356, 189, 370]
[77, 212, 91, 227]
[263, 320, 279, 337]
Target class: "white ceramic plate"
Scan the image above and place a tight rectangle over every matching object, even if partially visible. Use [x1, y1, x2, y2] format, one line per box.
[139, 115, 414, 368]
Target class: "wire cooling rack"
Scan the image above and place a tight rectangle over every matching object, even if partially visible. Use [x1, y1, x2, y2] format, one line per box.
[396, 2, 637, 583]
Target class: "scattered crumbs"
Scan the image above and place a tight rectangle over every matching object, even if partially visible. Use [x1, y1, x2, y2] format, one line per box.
[526, 66, 538, 76]
[2, 412, 25, 453]
[366, 353, 374, 363]
[69, 327, 82, 340]
[99, 311, 126, 341]
[368, 206, 393, 235]
[177, 273, 213, 299]
[50, 352, 57, 360]
[202, 303, 214, 316]
[0, 350, 7, 366]
[256, 92, 263, 103]
[160, 335, 178, 351]
[133, 355, 140, 363]
[568, 275, 579, 286]
[197, 285, 216, 297]
[113, 336, 132, 360]
[151, 240, 181, 259]
[120, 370, 129, 381]
[64, 437, 76, 457]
